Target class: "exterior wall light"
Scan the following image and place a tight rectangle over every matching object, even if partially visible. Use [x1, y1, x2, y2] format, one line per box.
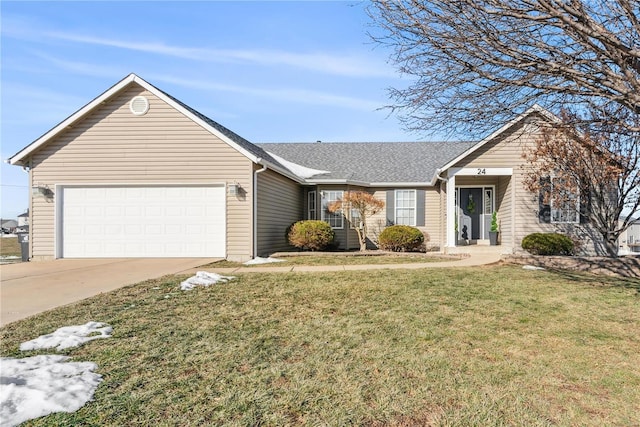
[32, 185, 53, 198]
[228, 183, 241, 196]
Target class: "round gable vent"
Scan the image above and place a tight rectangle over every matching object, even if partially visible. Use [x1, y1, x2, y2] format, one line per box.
[129, 96, 149, 115]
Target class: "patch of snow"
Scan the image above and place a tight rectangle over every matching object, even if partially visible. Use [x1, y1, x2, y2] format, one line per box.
[0, 256, 20, 260]
[180, 271, 235, 291]
[0, 355, 102, 427]
[244, 256, 285, 265]
[522, 265, 545, 270]
[266, 151, 330, 179]
[19, 322, 113, 352]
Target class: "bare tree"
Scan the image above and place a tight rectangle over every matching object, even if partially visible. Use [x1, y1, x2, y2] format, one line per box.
[327, 191, 385, 251]
[369, 0, 640, 136]
[523, 107, 640, 256]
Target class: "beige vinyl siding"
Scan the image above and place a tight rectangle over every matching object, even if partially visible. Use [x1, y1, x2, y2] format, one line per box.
[256, 168, 302, 255]
[424, 187, 442, 248]
[440, 181, 447, 250]
[29, 82, 254, 261]
[496, 176, 512, 247]
[453, 119, 537, 169]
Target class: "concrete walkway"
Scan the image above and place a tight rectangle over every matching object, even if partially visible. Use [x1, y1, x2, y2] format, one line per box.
[183, 252, 503, 275]
[1, 258, 219, 326]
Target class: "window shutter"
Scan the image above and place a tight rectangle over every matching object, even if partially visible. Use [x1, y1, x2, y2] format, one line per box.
[386, 190, 395, 226]
[579, 189, 591, 224]
[539, 177, 551, 223]
[416, 189, 425, 226]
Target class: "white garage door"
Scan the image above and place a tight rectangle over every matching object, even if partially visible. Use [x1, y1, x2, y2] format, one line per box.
[61, 186, 225, 258]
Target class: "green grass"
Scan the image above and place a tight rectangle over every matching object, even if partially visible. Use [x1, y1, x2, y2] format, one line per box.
[207, 253, 451, 268]
[1, 236, 20, 257]
[1, 266, 639, 426]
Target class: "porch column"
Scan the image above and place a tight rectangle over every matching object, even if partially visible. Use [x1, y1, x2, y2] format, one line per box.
[446, 174, 456, 249]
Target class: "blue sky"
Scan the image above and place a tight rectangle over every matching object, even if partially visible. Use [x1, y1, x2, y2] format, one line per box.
[0, 1, 416, 219]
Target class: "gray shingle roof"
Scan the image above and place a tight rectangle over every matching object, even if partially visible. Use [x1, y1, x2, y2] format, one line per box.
[256, 141, 476, 184]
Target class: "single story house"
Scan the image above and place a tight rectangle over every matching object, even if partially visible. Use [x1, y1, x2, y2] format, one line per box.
[9, 74, 596, 261]
[1, 219, 18, 234]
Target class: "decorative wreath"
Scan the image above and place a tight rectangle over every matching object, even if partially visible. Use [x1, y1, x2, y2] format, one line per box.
[466, 195, 476, 214]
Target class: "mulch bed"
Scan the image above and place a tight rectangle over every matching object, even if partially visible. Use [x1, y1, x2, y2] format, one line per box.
[504, 254, 640, 278]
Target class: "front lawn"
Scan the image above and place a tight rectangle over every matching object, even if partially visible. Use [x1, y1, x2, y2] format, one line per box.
[1, 266, 639, 425]
[1, 236, 21, 257]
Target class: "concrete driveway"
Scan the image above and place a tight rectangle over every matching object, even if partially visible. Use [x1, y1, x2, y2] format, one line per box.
[0, 258, 218, 326]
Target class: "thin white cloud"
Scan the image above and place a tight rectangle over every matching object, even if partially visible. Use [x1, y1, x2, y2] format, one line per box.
[21, 53, 383, 111]
[43, 31, 395, 78]
[150, 74, 382, 111]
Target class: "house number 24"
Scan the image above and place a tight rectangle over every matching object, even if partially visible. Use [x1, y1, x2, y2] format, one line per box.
[477, 168, 486, 175]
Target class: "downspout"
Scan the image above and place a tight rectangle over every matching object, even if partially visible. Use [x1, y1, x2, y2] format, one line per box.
[253, 160, 268, 259]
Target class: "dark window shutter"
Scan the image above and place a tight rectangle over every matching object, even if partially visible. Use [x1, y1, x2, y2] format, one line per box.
[416, 189, 425, 226]
[386, 190, 395, 226]
[539, 177, 551, 223]
[579, 188, 591, 224]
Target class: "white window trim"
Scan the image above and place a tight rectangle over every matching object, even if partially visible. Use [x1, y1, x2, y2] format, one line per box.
[308, 191, 316, 220]
[394, 189, 417, 226]
[550, 177, 580, 224]
[349, 207, 361, 230]
[321, 190, 344, 229]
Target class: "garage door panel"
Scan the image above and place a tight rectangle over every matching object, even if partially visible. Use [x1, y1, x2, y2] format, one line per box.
[62, 186, 225, 258]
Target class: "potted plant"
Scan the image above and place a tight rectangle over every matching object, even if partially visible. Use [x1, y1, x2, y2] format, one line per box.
[489, 211, 499, 246]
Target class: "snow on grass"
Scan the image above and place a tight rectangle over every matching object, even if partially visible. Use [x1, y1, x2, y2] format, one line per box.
[244, 256, 285, 265]
[266, 151, 330, 179]
[19, 322, 113, 352]
[2, 323, 112, 426]
[0, 355, 102, 427]
[522, 265, 545, 270]
[180, 271, 235, 291]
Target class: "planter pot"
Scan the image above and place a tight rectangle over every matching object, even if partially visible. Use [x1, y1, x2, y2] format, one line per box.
[489, 231, 499, 246]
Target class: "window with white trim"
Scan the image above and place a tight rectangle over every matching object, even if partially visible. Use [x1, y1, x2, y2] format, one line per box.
[321, 190, 343, 229]
[395, 189, 416, 226]
[551, 177, 580, 224]
[350, 206, 361, 229]
[308, 191, 316, 220]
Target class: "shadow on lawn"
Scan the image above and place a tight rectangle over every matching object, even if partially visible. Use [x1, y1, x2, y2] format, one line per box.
[547, 267, 640, 293]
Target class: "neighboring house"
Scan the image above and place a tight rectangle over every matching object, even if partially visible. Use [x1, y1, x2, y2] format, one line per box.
[1, 219, 18, 234]
[8, 73, 601, 261]
[619, 217, 640, 255]
[17, 210, 29, 227]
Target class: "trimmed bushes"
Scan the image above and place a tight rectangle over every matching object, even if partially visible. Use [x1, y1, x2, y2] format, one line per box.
[287, 220, 335, 251]
[379, 225, 424, 252]
[521, 232, 575, 256]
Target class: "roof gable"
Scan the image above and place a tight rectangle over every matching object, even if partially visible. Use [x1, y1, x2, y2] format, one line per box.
[437, 104, 559, 173]
[8, 74, 298, 181]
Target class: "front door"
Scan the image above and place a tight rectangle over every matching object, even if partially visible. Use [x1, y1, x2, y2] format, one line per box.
[459, 188, 483, 240]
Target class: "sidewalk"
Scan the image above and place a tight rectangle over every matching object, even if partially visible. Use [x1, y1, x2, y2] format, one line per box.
[181, 253, 503, 275]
